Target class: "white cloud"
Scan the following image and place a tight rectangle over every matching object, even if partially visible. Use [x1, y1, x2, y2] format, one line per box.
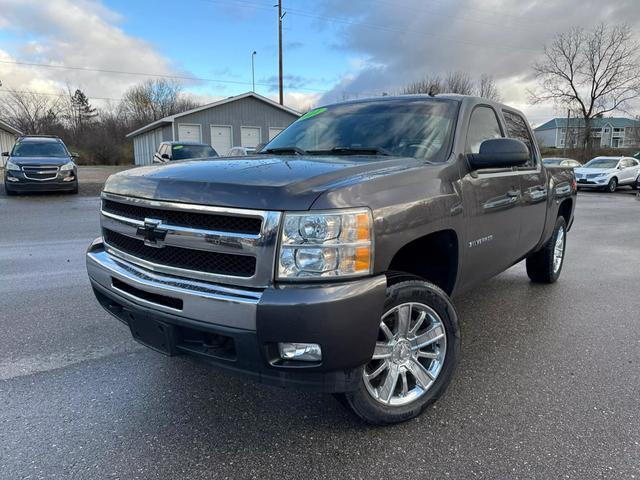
[314, 0, 640, 120]
[0, 0, 185, 102]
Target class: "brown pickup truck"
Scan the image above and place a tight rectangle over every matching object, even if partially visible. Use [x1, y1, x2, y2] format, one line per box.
[87, 95, 576, 424]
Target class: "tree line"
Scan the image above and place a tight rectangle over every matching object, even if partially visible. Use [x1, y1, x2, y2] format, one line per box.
[0, 79, 199, 164]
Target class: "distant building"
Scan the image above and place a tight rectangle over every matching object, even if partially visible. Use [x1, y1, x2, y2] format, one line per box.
[534, 117, 640, 149]
[126, 92, 300, 165]
[0, 119, 23, 167]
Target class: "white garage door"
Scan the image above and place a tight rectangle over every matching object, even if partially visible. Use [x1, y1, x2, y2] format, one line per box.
[210, 125, 232, 155]
[268, 128, 283, 140]
[241, 127, 261, 148]
[178, 124, 201, 142]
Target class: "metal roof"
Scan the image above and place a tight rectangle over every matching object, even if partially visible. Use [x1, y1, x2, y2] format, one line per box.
[535, 117, 640, 131]
[0, 119, 23, 136]
[126, 91, 301, 138]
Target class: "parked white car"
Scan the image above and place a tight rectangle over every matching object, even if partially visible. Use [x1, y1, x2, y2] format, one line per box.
[574, 156, 640, 192]
[225, 146, 257, 157]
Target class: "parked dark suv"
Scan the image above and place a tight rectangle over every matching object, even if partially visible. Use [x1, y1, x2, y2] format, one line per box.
[3, 136, 78, 195]
[153, 141, 218, 163]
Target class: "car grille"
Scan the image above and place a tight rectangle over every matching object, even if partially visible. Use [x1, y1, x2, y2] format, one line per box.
[102, 199, 262, 234]
[586, 173, 600, 179]
[100, 194, 281, 287]
[104, 229, 256, 277]
[22, 165, 59, 181]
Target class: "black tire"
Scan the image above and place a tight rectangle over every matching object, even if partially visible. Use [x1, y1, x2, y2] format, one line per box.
[635, 176, 640, 190]
[526, 216, 567, 284]
[607, 177, 618, 193]
[4, 183, 16, 196]
[340, 277, 460, 425]
[70, 182, 79, 194]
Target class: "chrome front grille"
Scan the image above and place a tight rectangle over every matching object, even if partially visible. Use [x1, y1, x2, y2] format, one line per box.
[22, 165, 59, 181]
[100, 192, 281, 288]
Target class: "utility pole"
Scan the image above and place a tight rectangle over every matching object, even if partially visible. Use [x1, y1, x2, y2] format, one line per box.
[563, 108, 570, 157]
[277, 0, 284, 105]
[251, 51, 257, 92]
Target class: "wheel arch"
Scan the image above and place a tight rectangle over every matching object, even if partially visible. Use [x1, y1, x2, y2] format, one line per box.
[386, 229, 459, 296]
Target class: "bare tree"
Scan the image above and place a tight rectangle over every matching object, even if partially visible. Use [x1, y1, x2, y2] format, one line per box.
[444, 71, 475, 95]
[120, 79, 199, 128]
[0, 88, 63, 134]
[402, 74, 443, 95]
[402, 72, 500, 99]
[531, 23, 640, 154]
[477, 74, 500, 101]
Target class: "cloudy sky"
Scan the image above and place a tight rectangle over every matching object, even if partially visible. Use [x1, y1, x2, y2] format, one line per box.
[1, 0, 639, 125]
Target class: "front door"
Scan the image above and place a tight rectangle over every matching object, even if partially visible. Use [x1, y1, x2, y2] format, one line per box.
[459, 105, 523, 289]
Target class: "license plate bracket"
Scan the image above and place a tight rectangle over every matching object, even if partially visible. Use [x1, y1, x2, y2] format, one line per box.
[127, 313, 176, 355]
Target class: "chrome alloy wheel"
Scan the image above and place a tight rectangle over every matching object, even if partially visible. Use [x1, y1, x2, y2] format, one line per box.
[553, 225, 565, 274]
[363, 302, 447, 406]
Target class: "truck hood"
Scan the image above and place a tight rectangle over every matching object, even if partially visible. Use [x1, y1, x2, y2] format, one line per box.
[104, 155, 420, 210]
[10, 156, 71, 166]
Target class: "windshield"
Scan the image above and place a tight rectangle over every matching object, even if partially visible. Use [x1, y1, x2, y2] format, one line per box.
[583, 158, 619, 169]
[172, 144, 217, 160]
[543, 158, 562, 166]
[11, 141, 68, 158]
[262, 98, 458, 162]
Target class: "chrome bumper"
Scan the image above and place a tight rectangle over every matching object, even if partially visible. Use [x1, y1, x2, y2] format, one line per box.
[86, 239, 261, 330]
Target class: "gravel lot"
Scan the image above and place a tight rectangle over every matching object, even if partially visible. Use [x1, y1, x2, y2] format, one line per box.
[0, 189, 638, 479]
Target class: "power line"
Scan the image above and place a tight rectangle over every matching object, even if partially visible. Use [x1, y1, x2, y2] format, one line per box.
[0, 59, 332, 93]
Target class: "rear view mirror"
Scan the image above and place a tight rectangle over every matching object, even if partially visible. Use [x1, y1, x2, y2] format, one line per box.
[468, 138, 529, 170]
[1, 152, 8, 156]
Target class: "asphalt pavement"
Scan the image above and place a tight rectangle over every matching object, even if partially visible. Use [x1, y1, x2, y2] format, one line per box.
[1, 189, 639, 479]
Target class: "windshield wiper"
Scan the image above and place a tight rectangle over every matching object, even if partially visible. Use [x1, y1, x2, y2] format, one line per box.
[308, 146, 393, 156]
[259, 146, 307, 155]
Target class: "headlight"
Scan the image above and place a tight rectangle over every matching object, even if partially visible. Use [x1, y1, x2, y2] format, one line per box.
[277, 208, 373, 280]
[60, 161, 75, 171]
[5, 160, 20, 171]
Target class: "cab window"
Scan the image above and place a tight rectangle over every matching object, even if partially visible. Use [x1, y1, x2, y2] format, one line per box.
[466, 106, 503, 154]
[503, 110, 537, 168]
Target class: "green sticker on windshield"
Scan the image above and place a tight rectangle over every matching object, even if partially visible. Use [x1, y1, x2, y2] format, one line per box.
[299, 107, 327, 121]
[173, 145, 184, 150]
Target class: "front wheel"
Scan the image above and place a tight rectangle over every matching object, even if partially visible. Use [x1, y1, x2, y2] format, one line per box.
[526, 216, 567, 283]
[341, 278, 460, 425]
[607, 177, 618, 192]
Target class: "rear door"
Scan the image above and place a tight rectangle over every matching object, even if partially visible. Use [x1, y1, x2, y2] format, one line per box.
[459, 105, 523, 287]
[619, 158, 639, 184]
[502, 110, 548, 254]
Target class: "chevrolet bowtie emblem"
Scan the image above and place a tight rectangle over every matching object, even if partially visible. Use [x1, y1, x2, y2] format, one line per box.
[136, 218, 167, 247]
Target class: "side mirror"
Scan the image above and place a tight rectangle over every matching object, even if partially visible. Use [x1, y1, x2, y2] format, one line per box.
[71, 152, 79, 158]
[1, 152, 9, 156]
[161, 153, 170, 160]
[468, 138, 530, 170]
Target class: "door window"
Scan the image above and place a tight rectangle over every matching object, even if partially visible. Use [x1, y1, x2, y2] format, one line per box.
[466, 106, 503, 154]
[503, 110, 537, 168]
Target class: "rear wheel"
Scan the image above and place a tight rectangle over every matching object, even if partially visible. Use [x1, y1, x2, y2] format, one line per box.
[526, 216, 567, 283]
[607, 177, 618, 192]
[341, 277, 460, 425]
[635, 175, 640, 190]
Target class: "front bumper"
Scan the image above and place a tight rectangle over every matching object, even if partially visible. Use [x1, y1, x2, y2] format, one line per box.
[86, 239, 387, 392]
[576, 178, 607, 188]
[5, 169, 77, 192]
